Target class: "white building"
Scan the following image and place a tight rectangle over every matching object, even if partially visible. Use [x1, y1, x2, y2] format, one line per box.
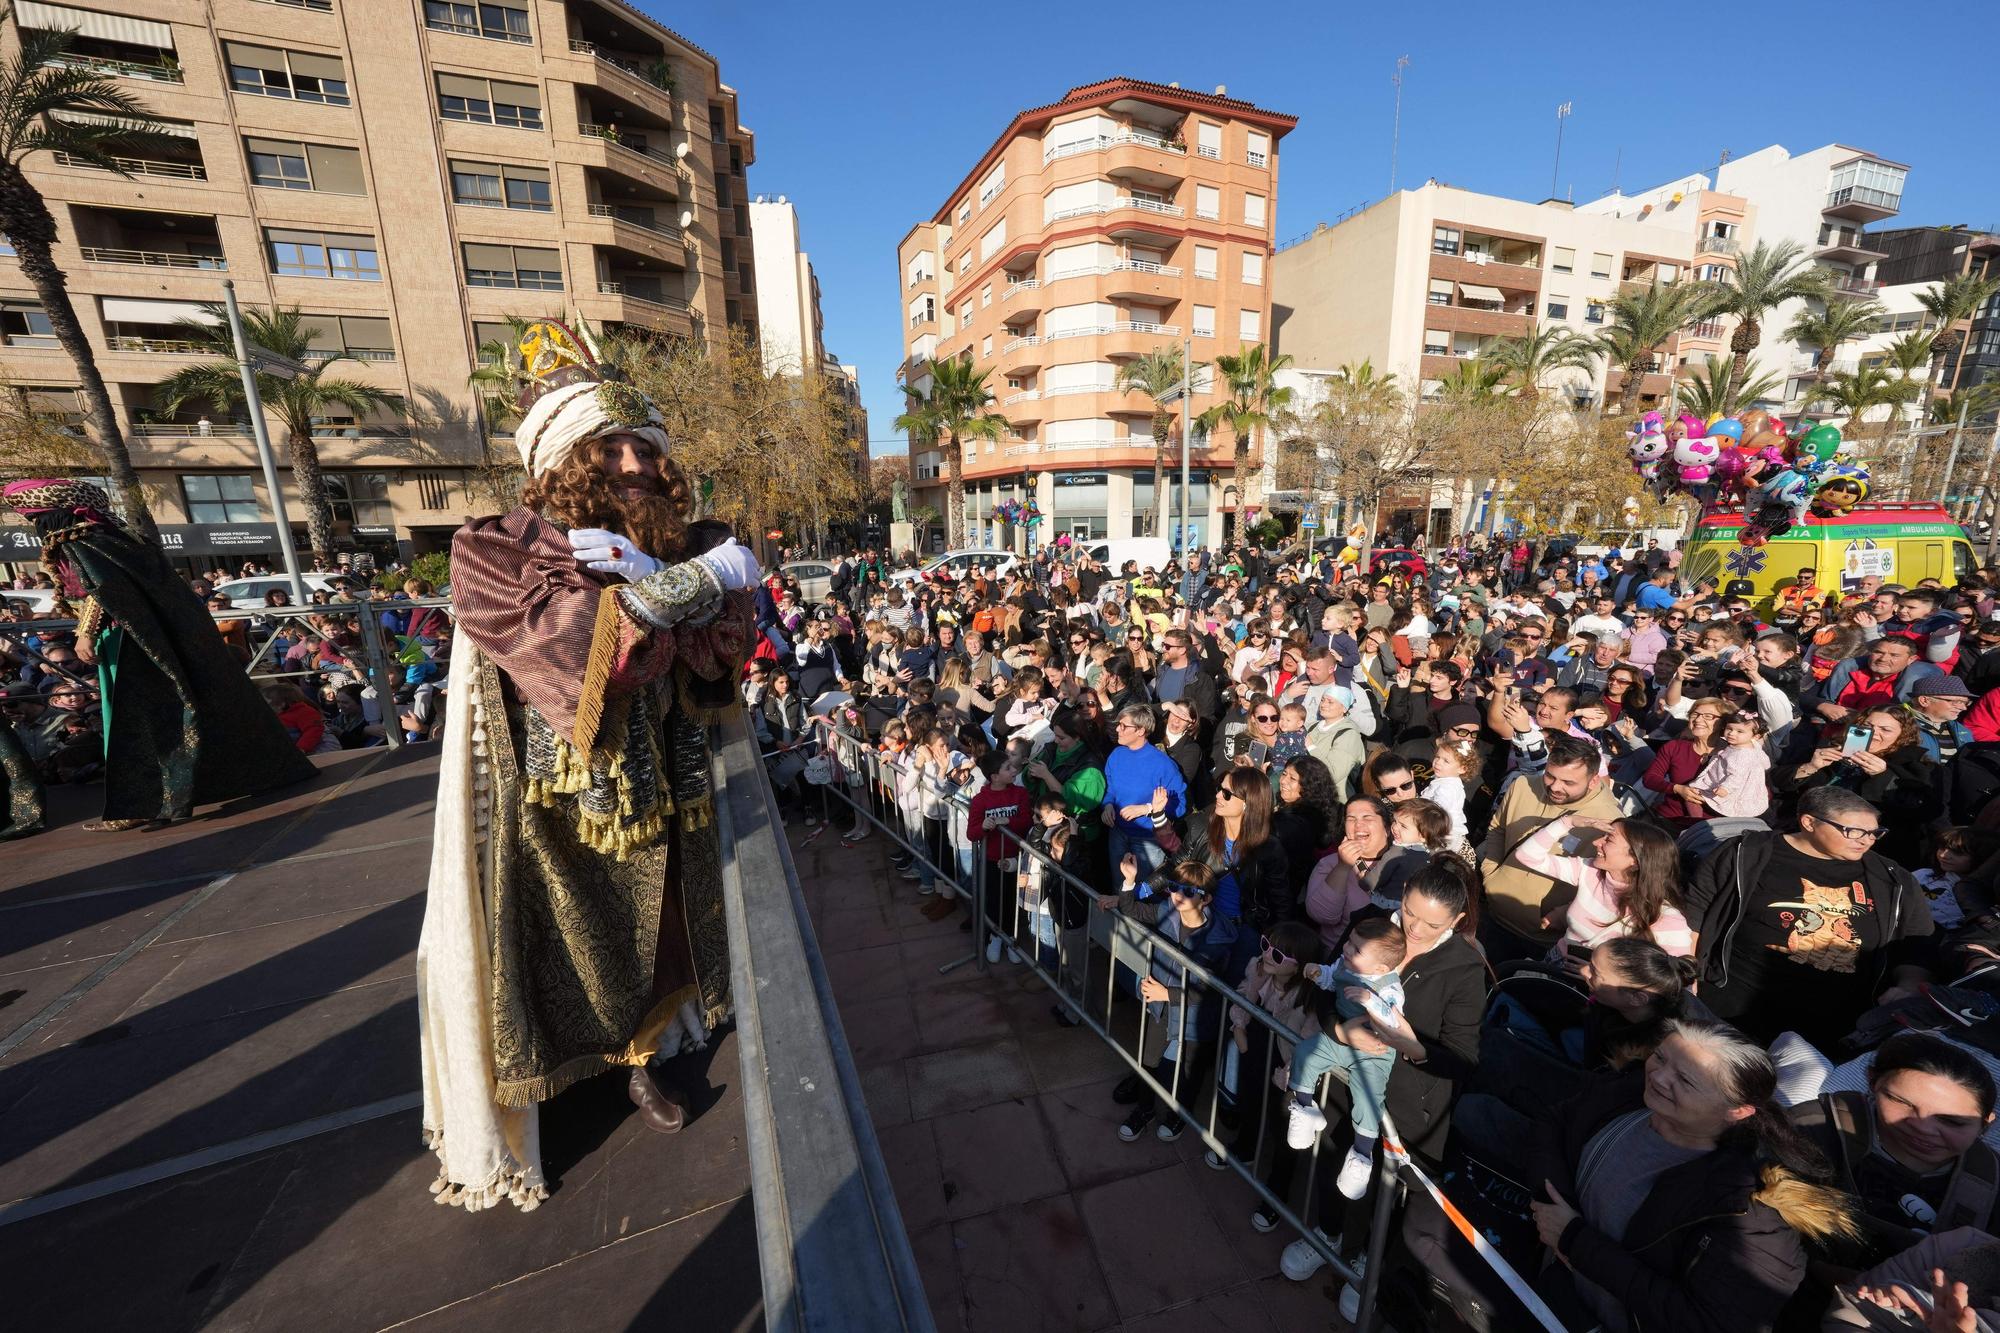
[746, 196, 827, 378]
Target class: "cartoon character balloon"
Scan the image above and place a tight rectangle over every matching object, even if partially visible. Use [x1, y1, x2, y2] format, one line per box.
[1809, 461, 1870, 517]
[1707, 417, 1745, 447]
[1802, 424, 1844, 465]
[1672, 434, 1722, 488]
[1629, 421, 1670, 480]
[1677, 413, 1707, 439]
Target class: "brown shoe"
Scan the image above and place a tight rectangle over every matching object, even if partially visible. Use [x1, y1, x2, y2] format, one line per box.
[627, 1065, 687, 1134]
[920, 895, 957, 921]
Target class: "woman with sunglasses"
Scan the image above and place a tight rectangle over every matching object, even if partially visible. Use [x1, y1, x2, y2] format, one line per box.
[1181, 768, 1294, 983]
[1683, 786, 1933, 1053]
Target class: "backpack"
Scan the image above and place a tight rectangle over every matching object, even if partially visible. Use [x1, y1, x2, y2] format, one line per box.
[1813, 1088, 2000, 1235]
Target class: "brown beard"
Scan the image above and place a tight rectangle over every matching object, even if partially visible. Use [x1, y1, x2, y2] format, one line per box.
[521, 450, 690, 562]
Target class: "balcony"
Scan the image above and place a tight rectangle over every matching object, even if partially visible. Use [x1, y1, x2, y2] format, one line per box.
[1043, 129, 1185, 165]
[1042, 320, 1181, 343]
[79, 245, 225, 271]
[1040, 382, 1117, 397]
[586, 202, 683, 246]
[1047, 196, 1186, 225]
[567, 40, 673, 97]
[1425, 303, 1533, 337]
[48, 52, 182, 84]
[1684, 320, 1726, 340]
[596, 280, 687, 312]
[1429, 251, 1540, 292]
[70, 205, 226, 276]
[1002, 389, 1040, 405]
[53, 151, 206, 182]
[1824, 184, 1902, 223]
[999, 335, 1043, 372]
[1003, 276, 1040, 299]
[576, 123, 679, 172]
[1698, 236, 1739, 256]
[1828, 274, 1884, 298]
[106, 335, 206, 354]
[1817, 232, 1887, 265]
[133, 421, 252, 436]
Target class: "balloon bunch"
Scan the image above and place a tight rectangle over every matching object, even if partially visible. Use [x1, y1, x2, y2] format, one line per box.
[989, 498, 1042, 527]
[1623, 409, 1869, 545]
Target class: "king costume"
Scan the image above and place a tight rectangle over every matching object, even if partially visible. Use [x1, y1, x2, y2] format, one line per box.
[417, 323, 754, 1211]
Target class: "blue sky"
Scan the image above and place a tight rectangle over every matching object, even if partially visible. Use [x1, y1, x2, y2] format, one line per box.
[658, 0, 1997, 457]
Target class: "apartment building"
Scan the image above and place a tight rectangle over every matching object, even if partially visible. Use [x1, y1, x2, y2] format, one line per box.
[1581, 143, 1910, 412]
[897, 77, 1296, 549]
[1271, 183, 1695, 410]
[1864, 225, 2000, 396]
[0, 0, 755, 567]
[746, 194, 826, 378]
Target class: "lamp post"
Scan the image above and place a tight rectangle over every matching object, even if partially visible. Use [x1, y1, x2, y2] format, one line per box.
[221, 279, 309, 607]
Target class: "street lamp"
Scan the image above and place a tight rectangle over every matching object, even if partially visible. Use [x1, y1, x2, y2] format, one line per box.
[221, 279, 309, 606]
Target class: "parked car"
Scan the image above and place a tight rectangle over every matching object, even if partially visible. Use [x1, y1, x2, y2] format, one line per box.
[1368, 547, 1428, 578]
[1075, 537, 1173, 574]
[887, 549, 1017, 586]
[779, 559, 835, 603]
[1, 587, 58, 615]
[212, 573, 366, 609]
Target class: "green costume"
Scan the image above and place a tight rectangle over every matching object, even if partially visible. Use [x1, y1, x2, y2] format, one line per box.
[0, 715, 43, 839]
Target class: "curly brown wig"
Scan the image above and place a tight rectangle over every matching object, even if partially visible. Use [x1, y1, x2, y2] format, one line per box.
[520, 435, 691, 561]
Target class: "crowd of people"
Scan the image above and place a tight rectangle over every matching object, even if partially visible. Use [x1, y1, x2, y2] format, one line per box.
[746, 532, 2000, 1333]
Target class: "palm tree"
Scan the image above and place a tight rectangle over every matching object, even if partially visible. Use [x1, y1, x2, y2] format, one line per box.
[1930, 382, 2000, 426]
[0, 12, 182, 536]
[1596, 282, 1716, 412]
[1491, 323, 1598, 397]
[892, 356, 1003, 548]
[466, 314, 536, 429]
[1197, 342, 1293, 537]
[1703, 239, 1836, 413]
[1677, 355, 1782, 421]
[155, 304, 400, 567]
[1114, 344, 1203, 539]
[1432, 357, 1508, 402]
[1914, 272, 2000, 399]
[1810, 364, 1919, 443]
[1782, 297, 1885, 377]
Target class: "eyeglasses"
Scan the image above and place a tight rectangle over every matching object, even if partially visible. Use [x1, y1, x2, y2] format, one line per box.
[1259, 935, 1294, 965]
[1383, 778, 1417, 795]
[1447, 726, 1480, 738]
[1814, 817, 1887, 841]
[1216, 786, 1239, 801]
[1253, 711, 1278, 722]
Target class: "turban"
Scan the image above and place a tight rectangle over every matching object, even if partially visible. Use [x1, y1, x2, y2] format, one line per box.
[3, 477, 117, 523]
[514, 379, 669, 478]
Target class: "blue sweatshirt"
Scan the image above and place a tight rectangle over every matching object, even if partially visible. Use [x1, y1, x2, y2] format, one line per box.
[1102, 742, 1187, 837]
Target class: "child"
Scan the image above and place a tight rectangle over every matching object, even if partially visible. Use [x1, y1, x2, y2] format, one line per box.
[1286, 917, 1409, 1199]
[263, 681, 331, 754]
[1222, 921, 1324, 1144]
[1519, 812, 1694, 965]
[1683, 710, 1772, 819]
[896, 625, 938, 683]
[965, 751, 1032, 963]
[1112, 859, 1222, 1141]
[1916, 826, 1979, 932]
[1269, 700, 1309, 780]
[1389, 798, 1453, 855]
[1420, 738, 1474, 852]
[1021, 794, 1091, 1021]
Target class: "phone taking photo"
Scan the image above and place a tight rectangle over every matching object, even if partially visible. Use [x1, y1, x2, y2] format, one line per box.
[1841, 725, 1873, 757]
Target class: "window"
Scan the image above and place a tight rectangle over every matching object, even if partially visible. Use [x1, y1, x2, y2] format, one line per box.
[225, 43, 350, 106]
[1432, 226, 1460, 256]
[182, 474, 260, 523]
[978, 162, 1005, 207]
[958, 252, 970, 275]
[461, 242, 560, 289]
[423, 0, 530, 42]
[246, 138, 364, 194]
[1696, 263, 1728, 282]
[957, 200, 970, 225]
[1551, 245, 1575, 274]
[1423, 329, 1449, 356]
[266, 228, 380, 281]
[1239, 309, 1260, 341]
[1427, 278, 1453, 306]
[1192, 304, 1214, 338]
[1585, 302, 1605, 324]
[1246, 131, 1269, 167]
[0, 303, 55, 345]
[1546, 296, 1569, 319]
[1194, 245, 1217, 279]
[1195, 185, 1220, 221]
[1243, 193, 1266, 228]
[1590, 252, 1612, 280]
[980, 220, 1006, 261]
[303, 314, 395, 361]
[1241, 250, 1263, 285]
[326, 472, 393, 529]
[982, 336, 992, 357]
[1195, 122, 1221, 160]
[436, 74, 541, 128]
[448, 159, 548, 210]
[980, 284, 992, 308]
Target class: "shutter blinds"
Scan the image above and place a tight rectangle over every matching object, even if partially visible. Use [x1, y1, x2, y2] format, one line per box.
[18, 2, 173, 48]
[245, 136, 302, 158]
[299, 316, 341, 346]
[287, 52, 345, 80]
[492, 80, 540, 108]
[223, 42, 286, 72]
[436, 73, 489, 100]
[305, 143, 364, 194]
[340, 316, 393, 349]
[462, 243, 516, 270]
[514, 247, 558, 268]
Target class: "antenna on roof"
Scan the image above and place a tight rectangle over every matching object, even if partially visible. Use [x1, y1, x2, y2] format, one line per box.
[1389, 55, 1410, 196]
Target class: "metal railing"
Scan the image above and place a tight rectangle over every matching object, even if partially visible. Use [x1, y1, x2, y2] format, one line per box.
[1003, 278, 1040, 297]
[302, 347, 396, 363]
[80, 246, 225, 270]
[1001, 389, 1040, 405]
[1042, 320, 1181, 341]
[799, 727, 1400, 1329]
[596, 281, 689, 313]
[1825, 184, 1901, 213]
[576, 123, 679, 170]
[1001, 335, 1040, 353]
[134, 422, 253, 436]
[47, 53, 182, 83]
[53, 151, 208, 180]
[1246, 150, 1267, 168]
[1697, 236, 1738, 255]
[586, 203, 684, 244]
[1042, 130, 1186, 164]
[568, 40, 673, 95]
[106, 336, 206, 354]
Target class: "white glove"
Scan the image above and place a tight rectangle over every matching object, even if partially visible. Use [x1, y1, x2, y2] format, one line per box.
[694, 538, 762, 592]
[568, 528, 662, 582]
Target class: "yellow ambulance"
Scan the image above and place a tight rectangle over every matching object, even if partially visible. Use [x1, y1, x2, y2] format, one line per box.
[1678, 501, 1978, 611]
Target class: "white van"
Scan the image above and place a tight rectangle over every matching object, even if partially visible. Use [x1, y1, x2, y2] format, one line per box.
[886, 548, 1017, 586]
[1078, 537, 1172, 574]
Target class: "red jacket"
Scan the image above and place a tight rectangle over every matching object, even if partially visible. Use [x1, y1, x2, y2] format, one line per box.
[1965, 687, 2000, 743]
[966, 782, 1031, 861]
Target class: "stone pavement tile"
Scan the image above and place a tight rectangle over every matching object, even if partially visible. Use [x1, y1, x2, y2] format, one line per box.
[931, 1097, 1067, 1221]
[127, 896, 422, 1034]
[905, 1040, 1034, 1120]
[816, 903, 899, 955]
[5, 1137, 301, 1333]
[1177, 1148, 1293, 1275]
[859, 1058, 911, 1129]
[1115, 1287, 1279, 1332]
[821, 940, 908, 1003]
[909, 1222, 969, 1333]
[394, 1196, 763, 1333]
[898, 899, 971, 941]
[876, 1118, 948, 1233]
[0, 937, 201, 1070]
[900, 931, 984, 987]
[954, 1193, 1116, 1333]
[1037, 1074, 1181, 1193]
[0, 983, 414, 1202]
[0, 958, 103, 1074]
[915, 988, 1016, 1054]
[0, 882, 202, 976]
[1250, 1268, 1350, 1329]
[1020, 1024, 1128, 1094]
[1076, 1162, 1256, 1322]
[839, 993, 923, 1070]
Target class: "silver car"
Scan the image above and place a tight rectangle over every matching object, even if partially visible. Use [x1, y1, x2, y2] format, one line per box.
[780, 559, 835, 603]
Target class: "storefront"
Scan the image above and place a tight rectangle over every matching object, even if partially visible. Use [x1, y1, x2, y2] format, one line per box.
[1, 521, 291, 581]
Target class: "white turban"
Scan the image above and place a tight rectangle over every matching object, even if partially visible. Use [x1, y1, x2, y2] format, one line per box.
[514, 379, 669, 478]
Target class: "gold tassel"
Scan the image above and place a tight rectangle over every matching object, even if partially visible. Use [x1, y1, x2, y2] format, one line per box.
[573, 583, 626, 755]
[679, 797, 714, 832]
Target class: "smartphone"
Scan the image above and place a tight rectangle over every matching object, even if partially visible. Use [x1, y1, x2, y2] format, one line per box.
[1841, 725, 1873, 757]
[1248, 741, 1271, 764]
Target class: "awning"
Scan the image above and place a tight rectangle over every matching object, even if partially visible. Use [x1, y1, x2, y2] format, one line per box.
[18, 1, 173, 48]
[1459, 283, 1505, 304]
[101, 297, 218, 326]
[53, 108, 196, 139]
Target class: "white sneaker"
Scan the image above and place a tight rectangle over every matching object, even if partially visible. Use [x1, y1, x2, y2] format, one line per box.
[985, 937, 1002, 963]
[1285, 1099, 1327, 1150]
[1279, 1228, 1333, 1282]
[1338, 1251, 1369, 1320]
[1006, 946, 1024, 964]
[1337, 1144, 1374, 1200]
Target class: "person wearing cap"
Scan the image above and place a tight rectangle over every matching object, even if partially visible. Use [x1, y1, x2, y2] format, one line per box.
[1810, 634, 1945, 723]
[1910, 674, 1976, 764]
[1304, 684, 1367, 800]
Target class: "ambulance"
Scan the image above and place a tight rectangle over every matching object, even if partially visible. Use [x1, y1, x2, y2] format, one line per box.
[1679, 501, 1979, 613]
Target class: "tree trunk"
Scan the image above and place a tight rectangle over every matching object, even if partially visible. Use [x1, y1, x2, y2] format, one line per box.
[1724, 318, 1760, 416]
[945, 430, 964, 548]
[0, 175, 157, 540]
[1618, 359, 1645, 413]
[1232, 430, 1249, 545]
[1150, 412, 1169, 539]
[285, 428, 338, 569]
